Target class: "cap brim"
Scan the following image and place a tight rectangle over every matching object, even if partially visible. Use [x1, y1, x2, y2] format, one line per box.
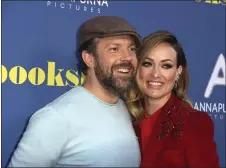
[78, 31, 141, 52]
[97, 31, 142, 48]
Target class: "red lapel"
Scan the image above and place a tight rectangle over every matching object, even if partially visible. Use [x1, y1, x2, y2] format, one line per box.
[141, 94, 178, 167]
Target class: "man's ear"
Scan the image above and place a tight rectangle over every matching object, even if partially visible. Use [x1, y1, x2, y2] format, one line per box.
[81, 51, 95, 69]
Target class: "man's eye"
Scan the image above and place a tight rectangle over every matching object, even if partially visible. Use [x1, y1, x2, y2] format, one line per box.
[130, 47, 137, 52]
[109, 47, 118, 52]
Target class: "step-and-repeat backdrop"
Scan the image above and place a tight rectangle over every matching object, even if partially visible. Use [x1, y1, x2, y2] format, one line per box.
[2, 1, 225, 167]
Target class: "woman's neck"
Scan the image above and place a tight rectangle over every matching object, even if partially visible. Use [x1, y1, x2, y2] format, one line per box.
[145, 93, 172, 115]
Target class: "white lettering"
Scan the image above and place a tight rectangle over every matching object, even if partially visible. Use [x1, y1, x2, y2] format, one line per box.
[47, 0, 106, 13]
[68, 4, 72, 9]
[206, 103, 212, 112]
[47, 1, 51, 6]
[223, 103, 226, 113]
[97, 0, 101, 5]
[194, 102, 226, 114]
[218, 103, 223, 111]
[79, 0, 108, 7]
[76, 5, 80, 10]
[200, 102, 206, 112]
[212, 103, 218, 112]
[60, 3, 65, 8]
[101, 0, 108, 7]
[205, 54, 226, 98]
[90, 7, 94, 12]
[194, 102, 199, 110]
[209, 114, 212, 119]
[80, 0, 86, 4]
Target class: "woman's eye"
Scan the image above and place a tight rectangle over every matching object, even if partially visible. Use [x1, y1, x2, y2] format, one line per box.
[142, 62, 152, 67]
[162, 64, 173, 69]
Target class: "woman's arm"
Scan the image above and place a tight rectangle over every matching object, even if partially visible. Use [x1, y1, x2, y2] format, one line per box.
[184, 112, 219, 168]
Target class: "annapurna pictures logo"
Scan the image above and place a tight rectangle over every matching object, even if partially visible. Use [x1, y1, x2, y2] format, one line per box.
[47, 0, 109, 13]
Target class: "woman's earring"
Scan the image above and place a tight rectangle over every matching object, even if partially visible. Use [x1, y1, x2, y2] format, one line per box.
[174, 75, 180, 89]
[174, 80, 178, 89]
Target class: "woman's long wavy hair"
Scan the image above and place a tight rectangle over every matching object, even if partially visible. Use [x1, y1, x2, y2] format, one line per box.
[125, 30, 192, 122]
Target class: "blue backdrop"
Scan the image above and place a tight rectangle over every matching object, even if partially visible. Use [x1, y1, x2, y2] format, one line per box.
[2, 1, 225, 167]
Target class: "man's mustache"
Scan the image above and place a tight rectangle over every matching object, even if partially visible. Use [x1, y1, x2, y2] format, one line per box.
[113, 62, 134, 70]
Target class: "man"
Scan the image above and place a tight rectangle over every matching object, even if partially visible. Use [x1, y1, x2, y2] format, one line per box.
[8, 16, 142, 167]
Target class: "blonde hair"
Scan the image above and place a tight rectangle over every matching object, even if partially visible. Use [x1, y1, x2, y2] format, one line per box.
[125, 30, 192, 122]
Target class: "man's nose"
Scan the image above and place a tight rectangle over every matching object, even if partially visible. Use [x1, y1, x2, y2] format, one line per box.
[120, 49, 135, 62]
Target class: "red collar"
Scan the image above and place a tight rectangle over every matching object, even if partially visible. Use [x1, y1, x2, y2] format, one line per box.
[162, 93, 178, 115]
[144, 93, 177, 118]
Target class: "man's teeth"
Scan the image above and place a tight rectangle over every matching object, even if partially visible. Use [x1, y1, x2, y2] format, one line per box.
[149, 82, 162, 86]
[117, 68, 130, 73]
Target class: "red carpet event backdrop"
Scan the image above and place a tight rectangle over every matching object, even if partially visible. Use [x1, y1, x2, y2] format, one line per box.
[2, 1, 225, 167]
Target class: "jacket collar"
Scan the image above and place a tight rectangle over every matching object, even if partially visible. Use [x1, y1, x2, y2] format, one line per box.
[140, 93, 180, 167]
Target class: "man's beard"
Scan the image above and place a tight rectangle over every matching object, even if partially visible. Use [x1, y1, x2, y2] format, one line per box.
[94, 57, 135, 98]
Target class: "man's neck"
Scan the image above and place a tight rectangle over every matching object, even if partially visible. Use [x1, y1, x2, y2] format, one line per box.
[82, 76, 119, 104]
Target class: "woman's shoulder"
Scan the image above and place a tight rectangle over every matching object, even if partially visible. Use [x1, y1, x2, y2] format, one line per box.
[175, 100, 214, 136]
[178, 100, 211, 121]
[173, 98, 213, 130]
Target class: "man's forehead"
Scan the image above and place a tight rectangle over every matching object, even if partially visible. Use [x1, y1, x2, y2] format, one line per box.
[97, 35, 136, 45]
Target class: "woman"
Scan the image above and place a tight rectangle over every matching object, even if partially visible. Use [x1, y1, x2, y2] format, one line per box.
[126, 31, 219, 167]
